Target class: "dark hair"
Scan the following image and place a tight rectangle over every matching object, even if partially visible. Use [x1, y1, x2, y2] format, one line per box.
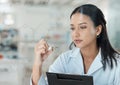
[69, 4, 120, 70]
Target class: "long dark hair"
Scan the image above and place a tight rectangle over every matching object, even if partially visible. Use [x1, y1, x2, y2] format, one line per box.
[69, 4, 120, 70]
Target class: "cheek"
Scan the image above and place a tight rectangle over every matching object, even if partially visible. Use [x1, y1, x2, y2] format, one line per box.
[90, 29, 96, 36]
[71, 32, 74, 39]
[83, 29, 96, 41]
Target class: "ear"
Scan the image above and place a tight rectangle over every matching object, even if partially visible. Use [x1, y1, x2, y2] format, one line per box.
[96, 25, 102, 36]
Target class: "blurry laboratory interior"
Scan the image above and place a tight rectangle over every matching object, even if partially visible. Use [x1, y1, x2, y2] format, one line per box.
[0, 0, 120, 85]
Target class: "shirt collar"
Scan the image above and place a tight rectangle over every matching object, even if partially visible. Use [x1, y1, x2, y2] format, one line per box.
[69, 47, 80, 58]
[70, 47, 103, 74]
[87, 49, 103, 74]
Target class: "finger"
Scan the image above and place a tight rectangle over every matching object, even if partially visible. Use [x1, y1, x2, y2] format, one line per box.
[35, 44, 45, 51]
[45, 48, 53, 56]
[38, 39, 45, 43]
[36, 39, 46, 48]
[37, 45, 45, 49]
[41, 39, 49, 49]
[38, 39, 49, 50]
[44, 42, 49, 50]
[40, 48, 46, 54]
[36, 39, 46, 47]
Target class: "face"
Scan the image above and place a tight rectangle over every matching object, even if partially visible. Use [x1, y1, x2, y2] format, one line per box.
[70, 13, 99, 49]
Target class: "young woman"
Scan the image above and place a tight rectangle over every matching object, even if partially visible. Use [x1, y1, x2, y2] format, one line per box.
[31, 4, 120, 85]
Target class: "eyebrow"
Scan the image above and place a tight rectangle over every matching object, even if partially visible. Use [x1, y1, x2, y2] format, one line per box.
[70, 22, 87, 26]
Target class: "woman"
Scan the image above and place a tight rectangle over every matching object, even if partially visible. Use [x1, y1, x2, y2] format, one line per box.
[31, 4, 120, 85]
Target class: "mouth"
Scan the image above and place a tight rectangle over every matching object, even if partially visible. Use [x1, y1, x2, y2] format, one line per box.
[74, 39, 83, 44]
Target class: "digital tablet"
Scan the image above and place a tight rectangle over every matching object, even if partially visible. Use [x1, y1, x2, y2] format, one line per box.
[46, 72, 93, 85]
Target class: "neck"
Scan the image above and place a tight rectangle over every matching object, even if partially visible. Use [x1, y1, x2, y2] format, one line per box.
[80, 44, 99, 59]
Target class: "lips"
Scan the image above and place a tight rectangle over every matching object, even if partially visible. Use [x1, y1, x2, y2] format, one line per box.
[74, 39, 83, 44]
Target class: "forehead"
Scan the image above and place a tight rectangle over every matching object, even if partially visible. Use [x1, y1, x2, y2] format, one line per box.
[70, 13, 93, 25]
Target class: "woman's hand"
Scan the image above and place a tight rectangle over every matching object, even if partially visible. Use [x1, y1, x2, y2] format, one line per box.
[32, 39, 53, 85]
[34, 39, 53, 65]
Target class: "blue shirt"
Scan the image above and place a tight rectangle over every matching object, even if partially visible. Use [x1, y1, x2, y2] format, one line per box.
[30, 47, 120, 85]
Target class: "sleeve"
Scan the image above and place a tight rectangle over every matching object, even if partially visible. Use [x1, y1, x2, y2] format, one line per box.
[30, 53, 67, 85]
[30, 74, 47, 85]
[49, 53, 67, 73]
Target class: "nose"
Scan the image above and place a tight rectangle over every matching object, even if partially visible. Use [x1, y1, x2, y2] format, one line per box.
[73, 29, 80, 37]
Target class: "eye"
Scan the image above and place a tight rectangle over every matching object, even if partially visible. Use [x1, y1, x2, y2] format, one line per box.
[70, 27, 75, 30]
[80, 26, 87, 29]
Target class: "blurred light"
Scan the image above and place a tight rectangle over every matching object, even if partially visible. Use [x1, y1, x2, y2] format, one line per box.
[4, 14, 14, 25]
[0, 0, 9, 4]
[0, 4, 12, 13]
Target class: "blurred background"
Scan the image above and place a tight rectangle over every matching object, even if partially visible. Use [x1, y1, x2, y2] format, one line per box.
[0, 0, 120, 85]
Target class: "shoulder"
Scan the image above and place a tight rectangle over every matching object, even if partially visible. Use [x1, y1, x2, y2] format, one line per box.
[113, 53, 120, 70]
[113, 54, 120, 76]
[49, 48, 80, 72]
[56, 47, 80, 63]
[60, 47, 80, 58]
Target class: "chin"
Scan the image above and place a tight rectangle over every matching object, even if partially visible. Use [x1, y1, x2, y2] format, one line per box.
[76, 43, 88, 49]
[76, 45, 83, 49]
